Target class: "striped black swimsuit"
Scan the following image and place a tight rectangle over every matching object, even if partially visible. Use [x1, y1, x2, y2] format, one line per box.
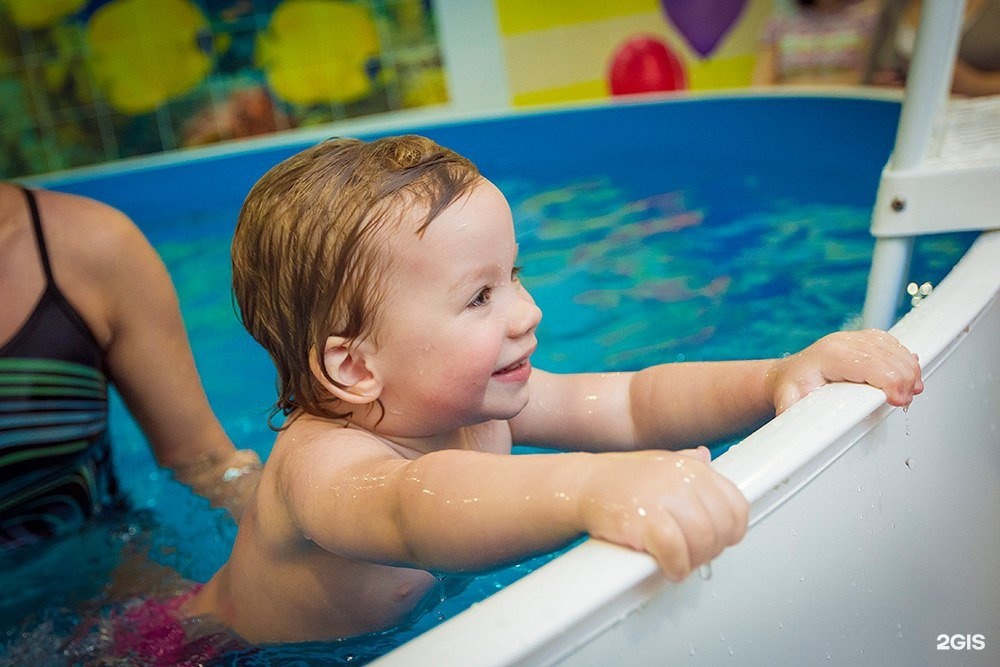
[0, 187, 118, 548]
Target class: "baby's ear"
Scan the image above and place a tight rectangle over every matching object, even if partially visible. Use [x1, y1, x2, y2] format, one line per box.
[309, 336, 382, 404]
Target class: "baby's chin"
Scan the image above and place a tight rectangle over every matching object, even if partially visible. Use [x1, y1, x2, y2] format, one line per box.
[498, 390, 533, 422]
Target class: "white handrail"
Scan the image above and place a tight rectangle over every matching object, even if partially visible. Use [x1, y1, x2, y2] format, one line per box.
[861, 0, 967, 329]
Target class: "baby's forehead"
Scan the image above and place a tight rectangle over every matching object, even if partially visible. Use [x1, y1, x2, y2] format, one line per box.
[382, 175, 490, 236]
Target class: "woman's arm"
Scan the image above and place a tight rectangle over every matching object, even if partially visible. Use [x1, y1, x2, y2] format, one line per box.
[49, 192, 261, 520]
[951, 57, 1000, 96]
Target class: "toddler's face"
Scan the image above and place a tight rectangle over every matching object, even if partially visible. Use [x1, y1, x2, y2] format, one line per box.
[367, 178, 542, 435]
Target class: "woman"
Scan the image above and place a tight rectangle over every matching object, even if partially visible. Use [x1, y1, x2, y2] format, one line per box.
[0, 182, 259, 548]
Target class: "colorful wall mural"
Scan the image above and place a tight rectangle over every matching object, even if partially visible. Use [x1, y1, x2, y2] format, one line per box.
[0, 0, 447, 178]
[495, 0, 771, 106]
[1, 0, 778, 179]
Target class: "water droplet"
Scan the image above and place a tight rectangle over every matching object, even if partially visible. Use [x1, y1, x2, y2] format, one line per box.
[698, 563, 713, 580]
[904, 457, 913, 469]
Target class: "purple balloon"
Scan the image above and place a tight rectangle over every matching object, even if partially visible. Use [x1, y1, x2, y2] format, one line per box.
[661, 0, 748, 57]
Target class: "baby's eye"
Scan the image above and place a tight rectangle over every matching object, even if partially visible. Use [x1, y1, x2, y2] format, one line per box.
[468, 286, 492, 308]
[511, 265, 523, 282]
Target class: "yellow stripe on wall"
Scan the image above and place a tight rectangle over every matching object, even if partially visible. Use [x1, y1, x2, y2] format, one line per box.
[512, 80, 609, 106]
[495, 0, 660, 35]
[511, 54, 760, 106]
[688, 54, 759, 90]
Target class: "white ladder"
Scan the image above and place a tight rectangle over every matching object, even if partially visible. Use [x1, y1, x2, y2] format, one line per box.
[861, 0, 1000, 329]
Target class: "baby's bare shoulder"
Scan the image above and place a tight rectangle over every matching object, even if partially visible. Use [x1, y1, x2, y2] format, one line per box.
[270, 419, 404, 483]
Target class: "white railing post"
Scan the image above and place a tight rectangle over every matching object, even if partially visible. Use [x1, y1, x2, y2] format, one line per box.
[861, 0, 966, 329]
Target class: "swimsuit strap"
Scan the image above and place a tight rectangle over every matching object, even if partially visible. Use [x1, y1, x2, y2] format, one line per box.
[20, 186, 56, 285]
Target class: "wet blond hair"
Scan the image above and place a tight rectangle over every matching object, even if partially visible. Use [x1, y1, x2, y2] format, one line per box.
[231, 135, 480, 424]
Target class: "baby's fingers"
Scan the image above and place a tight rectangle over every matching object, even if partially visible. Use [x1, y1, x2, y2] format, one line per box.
[642, 512, 692, 582]
[646, 473, 748, 581]
[673, 445, 711, 464]
[847, 330, 923, 406]
[879, 354, 923, 407]
[703, 472, 750, 547]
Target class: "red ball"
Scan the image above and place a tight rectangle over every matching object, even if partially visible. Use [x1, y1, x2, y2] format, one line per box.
[609, 36, 687, 95]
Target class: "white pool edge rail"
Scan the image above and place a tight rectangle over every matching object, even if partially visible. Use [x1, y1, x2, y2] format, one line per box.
[372, 228, 1000, 667]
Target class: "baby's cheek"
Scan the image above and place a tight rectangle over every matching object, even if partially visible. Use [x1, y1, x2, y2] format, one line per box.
[441, 358, 492, 395]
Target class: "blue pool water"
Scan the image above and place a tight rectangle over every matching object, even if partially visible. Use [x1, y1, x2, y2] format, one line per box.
[1, 95, 975, 664]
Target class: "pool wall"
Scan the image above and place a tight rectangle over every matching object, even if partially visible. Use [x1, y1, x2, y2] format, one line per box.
[33, 91, 899, 228]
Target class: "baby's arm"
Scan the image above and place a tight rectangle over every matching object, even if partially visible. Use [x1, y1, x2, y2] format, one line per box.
[629, 328, 922, 447]
[513, 329, 922, 452]
[283, 436, 746, 581]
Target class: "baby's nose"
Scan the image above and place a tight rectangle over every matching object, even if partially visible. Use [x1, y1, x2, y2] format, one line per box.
[508, 290, 542, 338]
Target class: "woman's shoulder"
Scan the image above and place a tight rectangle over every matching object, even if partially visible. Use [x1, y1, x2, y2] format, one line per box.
[35, 189, 164, 288]
[35, 189, 144, 249]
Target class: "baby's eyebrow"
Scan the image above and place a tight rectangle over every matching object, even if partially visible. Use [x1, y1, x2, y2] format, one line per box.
[447, 265, 495, 297]
[450, 255, 519, 297]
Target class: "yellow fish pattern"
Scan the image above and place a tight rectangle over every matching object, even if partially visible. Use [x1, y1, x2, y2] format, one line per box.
[0, 0, 85, 29]
[86, 0, 212, 114]
[257, 0, 380, 105]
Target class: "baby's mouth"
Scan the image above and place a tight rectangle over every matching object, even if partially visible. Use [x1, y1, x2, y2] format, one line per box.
[493, 357, 528, 375]
[493, 358, 528, 376]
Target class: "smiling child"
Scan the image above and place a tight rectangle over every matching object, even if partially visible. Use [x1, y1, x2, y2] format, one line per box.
[182, 135, 922, 642]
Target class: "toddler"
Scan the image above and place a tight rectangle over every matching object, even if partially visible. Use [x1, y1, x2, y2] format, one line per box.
[183, 135, 922, 643]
